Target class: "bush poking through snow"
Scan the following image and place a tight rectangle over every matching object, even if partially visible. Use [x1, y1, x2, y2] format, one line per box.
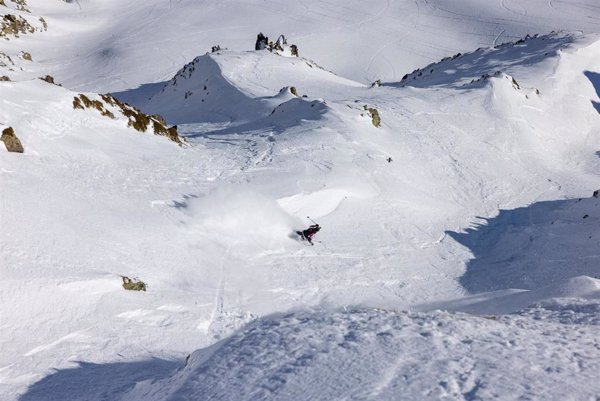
[122, 276, 147, 292]
[19, 51, 31, 61]
[1, 126, 24, 153]
[364, 105, 381, 127]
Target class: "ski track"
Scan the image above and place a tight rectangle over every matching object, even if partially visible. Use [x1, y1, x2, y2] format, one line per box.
[501, 0, 528, 18]
[208, 246, 230, 334]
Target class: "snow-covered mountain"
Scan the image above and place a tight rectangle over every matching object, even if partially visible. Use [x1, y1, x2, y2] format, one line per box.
[2, 1, 600, 400]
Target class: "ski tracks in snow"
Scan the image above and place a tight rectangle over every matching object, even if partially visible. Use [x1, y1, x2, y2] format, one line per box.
[206, 244, 232, 335]
[500, 0, 528, 18]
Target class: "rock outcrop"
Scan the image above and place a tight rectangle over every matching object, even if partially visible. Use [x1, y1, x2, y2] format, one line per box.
[364, 106, 381, 127]
[0, 14, 34, 37]
[73, 93, 184, 145]
[1, 126, 24, 153]
[122, 276, 147, 292]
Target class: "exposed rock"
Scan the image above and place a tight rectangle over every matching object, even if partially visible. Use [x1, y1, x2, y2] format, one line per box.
[19, 50, 31, 60]
[255, 32, 268, 50]
[72, 96, 84, 110]
[255, 32, 298, 57]
[273, 34, 286, 51]
[74, 93, 109, 115]
[1, 126, 24, 153]
[39, 74, 56, 84]
[122, 276, 147, 292]
[0, 52, 14, 68]
[278, 86, 299, 98]
[364, 105, 381, 128]
[593, 190, 600, 198]
[0, 75, 9, 81]
[511, 76, 520, 90]
[10, 0, 29, 12]
[370, 79, 382, 88]
[0, 14, 35, 38]
[73, 93, 184, 145]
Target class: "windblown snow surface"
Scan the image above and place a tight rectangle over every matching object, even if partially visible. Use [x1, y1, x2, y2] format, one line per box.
[2, 1, 600, 400]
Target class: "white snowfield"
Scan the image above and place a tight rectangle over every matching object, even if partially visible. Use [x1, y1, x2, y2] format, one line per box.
[124, 301, 600, 401]
[1, 1, 600, 400]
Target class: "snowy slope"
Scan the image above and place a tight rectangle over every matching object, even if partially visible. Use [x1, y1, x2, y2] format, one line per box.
[2, 1, 600, 400]
[121, 303, 600, 401]
[5, 34, 600, 400]
[4, 0, 600, 92]
[394, 33, 576, 88]
[116, 51, 362, 124]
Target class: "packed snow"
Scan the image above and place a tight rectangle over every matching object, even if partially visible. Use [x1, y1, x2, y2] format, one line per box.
[1, 1, 600, 400]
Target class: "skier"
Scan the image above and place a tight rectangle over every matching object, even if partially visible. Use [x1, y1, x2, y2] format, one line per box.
[298, 223, 321, 245]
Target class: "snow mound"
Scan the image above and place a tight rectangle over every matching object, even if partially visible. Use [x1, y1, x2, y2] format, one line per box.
[278, 185, 377, 220]
[122, 306, 600, 401]
[266, 98, 328, 127]
[136, 54, 267, 124]
[420, 276, 600, 315]
[116, 50, 363, 124]
[0, 79, 181, 153]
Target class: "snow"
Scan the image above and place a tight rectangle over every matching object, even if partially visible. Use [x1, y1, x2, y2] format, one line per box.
[2, 1, 600, 400]
[121, 304, 600, 401]
[12, 0, 600, 91]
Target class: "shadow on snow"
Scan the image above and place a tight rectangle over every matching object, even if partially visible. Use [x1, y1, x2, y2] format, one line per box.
[386, 33, 574, 89]
[583, 70, 600, 113]
[447, 197, 600, 294]
[19, 358, 180, 401]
